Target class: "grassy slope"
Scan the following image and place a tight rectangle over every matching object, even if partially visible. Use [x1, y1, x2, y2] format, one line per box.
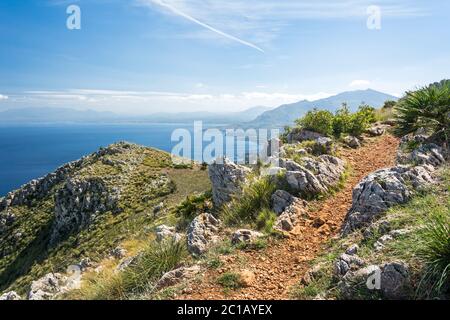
[292, 166, 449, 300]
[0, 144, 210, 295]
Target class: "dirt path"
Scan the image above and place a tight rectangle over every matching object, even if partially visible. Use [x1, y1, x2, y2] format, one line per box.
[179, 135, 400, 300]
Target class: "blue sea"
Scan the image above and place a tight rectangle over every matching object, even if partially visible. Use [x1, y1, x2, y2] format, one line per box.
[0, 124, 267, 196]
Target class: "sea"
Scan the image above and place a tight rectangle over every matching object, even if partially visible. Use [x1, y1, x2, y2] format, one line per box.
[0, 123, 272, 196]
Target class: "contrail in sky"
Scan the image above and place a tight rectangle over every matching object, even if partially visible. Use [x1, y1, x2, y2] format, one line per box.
[151, 0, 265, 53]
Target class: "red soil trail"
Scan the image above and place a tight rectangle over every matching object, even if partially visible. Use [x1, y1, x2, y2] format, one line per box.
[178, 134, 400, 300]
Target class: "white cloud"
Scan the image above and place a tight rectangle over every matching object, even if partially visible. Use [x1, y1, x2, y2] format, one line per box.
[0, 94, 8, 100]
[349, 80, 372, 88]
[21, 89, 333, 114]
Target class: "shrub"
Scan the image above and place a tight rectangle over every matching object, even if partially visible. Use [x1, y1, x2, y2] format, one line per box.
[222, 177, 276, 226]
[175, 191, 212, 221]
[417, 211, 450, 297]
[395, 82, 450, 140]
[295, 109, 334, 136]
[255, 208, 277, 234]
[383, 100, 397, 109]
[347, 105, 376, 136]
[217, 272, 243, 289]
[332, 103, 352, 137]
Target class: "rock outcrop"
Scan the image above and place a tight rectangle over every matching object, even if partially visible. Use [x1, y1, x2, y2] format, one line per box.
[155, 225, 182, 243]
[281, 155, 345, 197]
[0, 291, 22, 300]
[287, 128, 324, 144]
[271, 190, 297, 215]
[187, 213, 220, 256]
[231, 229, 264, 245]
[28, 273, 68, 300]
[344, 136, 361, 149]
[155, 265, 201, 290]
[338, 261, 412, 300]
[275, 199, 307, 232]
[342, 165, 434, 235]
[50, 177, 120, 244]
[208, 158, 251, 207]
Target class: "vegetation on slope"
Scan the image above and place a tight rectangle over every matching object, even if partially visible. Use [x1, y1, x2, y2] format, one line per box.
[0, 143, 210, 296]
[292, 167, 449, 300]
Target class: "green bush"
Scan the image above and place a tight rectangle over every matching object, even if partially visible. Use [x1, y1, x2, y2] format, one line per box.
[295, 109, 334, 136]
[418, 211, 450, 297]
[346, 105, 376, 136]
[175, 191, 212, 221]
[383, 100, 397, 109]
[222, 177, 276, 226]
[332, 104, 352, 137]
[217, 272, 243, 289]
[255, 208, 277, 233]
[395, 82, 450, 140]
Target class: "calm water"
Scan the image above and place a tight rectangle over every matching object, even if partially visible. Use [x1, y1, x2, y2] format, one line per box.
[0, 124, 265, 196]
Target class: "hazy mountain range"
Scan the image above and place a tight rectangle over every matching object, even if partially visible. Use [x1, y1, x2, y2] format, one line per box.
[248, 89, 398, 127]
[0, 89, 397, 127]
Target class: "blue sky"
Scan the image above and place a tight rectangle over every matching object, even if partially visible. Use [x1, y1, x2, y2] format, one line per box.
[0, 0, 449, 114]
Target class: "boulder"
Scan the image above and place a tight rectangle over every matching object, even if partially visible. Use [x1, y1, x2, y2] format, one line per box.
[0, 291, 22, 300]
[155, 265, 201, 290]
[345, 244, 359, 255]
[282, 155, 345, 197]
[410, 144, 445, 167]
[187, 213, 220, 256]
[275, 199, 307, 232]
[208, 157, 251, 207]
[287, 128, 324, 144]
[334, 253, 365, 277]
[28, 273, 67, 300]
[344, 136, 361, 149]
[271, 190, 297, 215]
[380, 262, 412, 299]
[339, 261, 411, 300]
[367, 126, 385, 136]
[342, 165, 435, 235]
[155, 225, 182, 243]
[231, 229, 264, 245]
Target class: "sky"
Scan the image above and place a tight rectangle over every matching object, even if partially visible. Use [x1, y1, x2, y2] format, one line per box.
[0, 0, 449, 114]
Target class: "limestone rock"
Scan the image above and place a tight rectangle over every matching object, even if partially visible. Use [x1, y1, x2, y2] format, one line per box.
[231, 229, 264, 245]
[334, 253, 365, 277]
[282, 155, 345, 197]
[155, 225, 182, 243]
[208, 157, 251, 207]
[342, 165, 435, 235]
[155, 265, 201, 290]
[287, 128, 324, 144]
[344, 136, 361, 149]
[0, 291, 22, 300]
[275, 199, 307, 232]
[367, 126, 385, 136]
[271, 190, 297, 215]
[345, 244, 359, 255]
[380, 262, 411, 299]
[50, 177, 120, 244]
[28, 273, 67, 300]
[187, 213, 220, 256]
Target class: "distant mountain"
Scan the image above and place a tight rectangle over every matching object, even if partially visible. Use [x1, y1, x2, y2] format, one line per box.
[0, 106, 271, 124]
[146, 106, 271, 124]
[249, 89, 398, 127]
